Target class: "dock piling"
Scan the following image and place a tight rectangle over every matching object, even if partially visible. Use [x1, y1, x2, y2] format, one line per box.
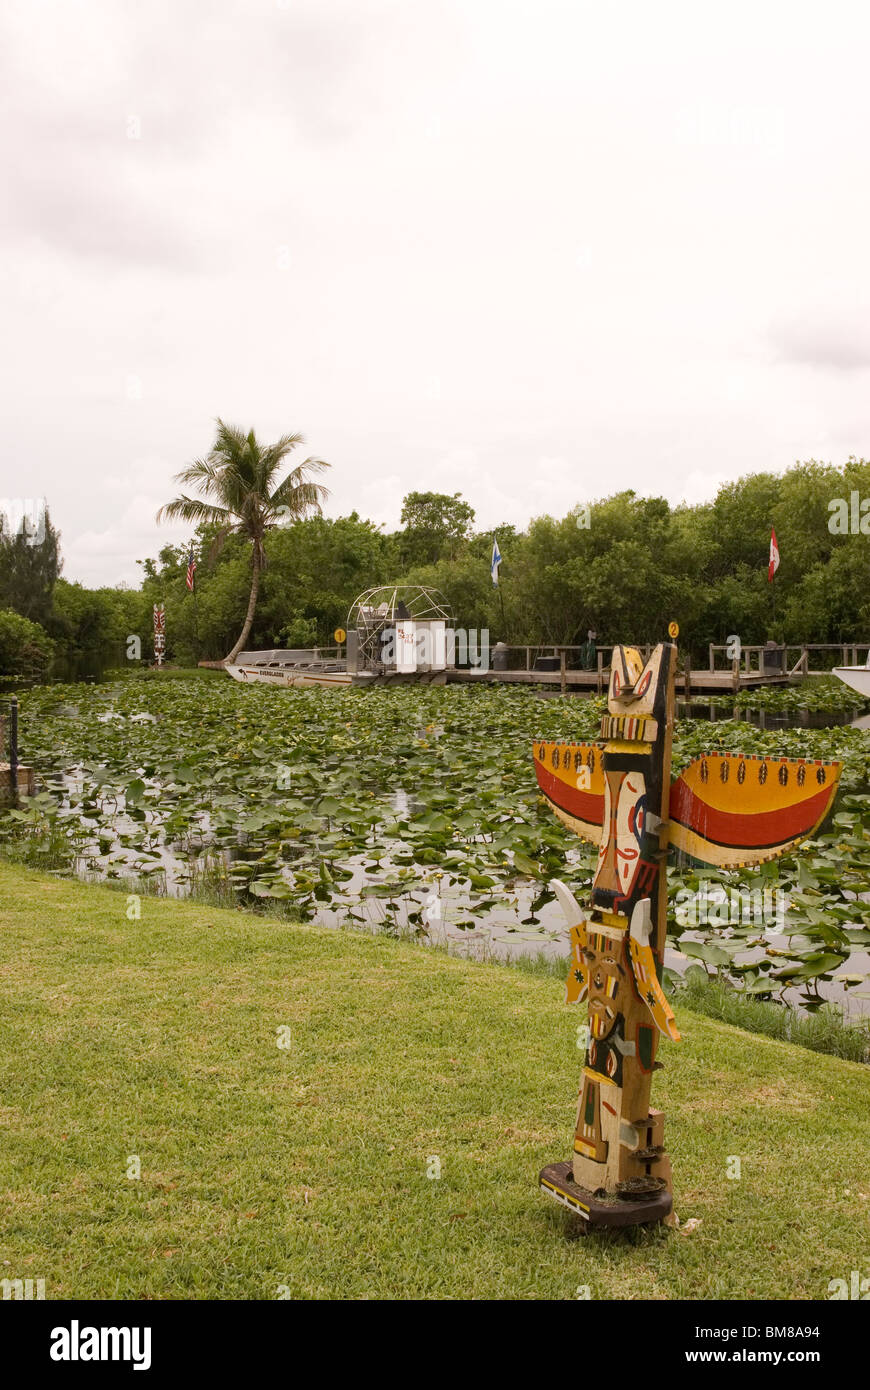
[9, 696, 17, 797]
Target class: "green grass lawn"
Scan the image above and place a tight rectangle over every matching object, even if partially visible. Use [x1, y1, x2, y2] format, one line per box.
[0, 861, 867, 1301]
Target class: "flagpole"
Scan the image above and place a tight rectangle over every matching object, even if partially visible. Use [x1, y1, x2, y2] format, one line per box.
[492, 533, 507, 638]
[772, 573, 776, 626]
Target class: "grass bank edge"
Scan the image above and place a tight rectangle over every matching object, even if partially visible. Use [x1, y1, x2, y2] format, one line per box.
[3, 857, 868, 1065]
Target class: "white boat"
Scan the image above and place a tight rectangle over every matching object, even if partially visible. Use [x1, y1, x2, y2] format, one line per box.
[832, 662, 870, 698]
[227, 652, 353, 689]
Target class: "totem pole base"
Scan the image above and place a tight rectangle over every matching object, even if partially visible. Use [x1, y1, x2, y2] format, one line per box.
[539, 1161, 672, 1230]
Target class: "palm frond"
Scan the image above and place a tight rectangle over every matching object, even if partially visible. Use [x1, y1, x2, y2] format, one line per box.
[269, 459, 331, 516]
[259, 433, 304, 484]
[205, 420, 258, 501]
[155, 495, 231, 526]
[287, 455, 331, 479]
[157, 425, 331, 551]
[173, 456, 224, 491]
[212, 419, 253, 461]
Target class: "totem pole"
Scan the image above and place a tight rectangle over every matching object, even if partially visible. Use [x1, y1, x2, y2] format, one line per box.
[534, 639, 841, 1229]
[153, 603, 166, 669]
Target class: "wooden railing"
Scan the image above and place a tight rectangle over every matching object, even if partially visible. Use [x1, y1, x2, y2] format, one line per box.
[488, 641, 870, 695]
[707, 643, 870, 682]
[492, 644, 651, 694]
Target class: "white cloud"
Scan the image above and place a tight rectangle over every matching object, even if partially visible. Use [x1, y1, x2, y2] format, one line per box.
[678, 470, 733, 507]
[63, 493, 189, 588]
[354, 473, 404, 529]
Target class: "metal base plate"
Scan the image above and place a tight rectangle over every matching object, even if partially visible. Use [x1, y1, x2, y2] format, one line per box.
[539, 1161, 672, 1228]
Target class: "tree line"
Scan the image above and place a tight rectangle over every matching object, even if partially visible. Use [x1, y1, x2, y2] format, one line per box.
[4, 438, 870, 677]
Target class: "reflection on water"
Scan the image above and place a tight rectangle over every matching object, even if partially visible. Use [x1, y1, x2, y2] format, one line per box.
[95, 711, 157, 724]
[676, 700, 865, 730]
[0, 649, 124, 693]
[49, 652, 121, 684]
[390, 788, 425, 817]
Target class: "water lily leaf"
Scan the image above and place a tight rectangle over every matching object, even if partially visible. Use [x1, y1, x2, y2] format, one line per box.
[679, 940, 732, 967]
[743, 977, 776, 993]
[512, 851, 542, 877]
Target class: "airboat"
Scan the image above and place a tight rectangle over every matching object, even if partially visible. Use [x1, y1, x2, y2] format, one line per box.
[832, 656, 870, 699]
[225, 586, 454, 689]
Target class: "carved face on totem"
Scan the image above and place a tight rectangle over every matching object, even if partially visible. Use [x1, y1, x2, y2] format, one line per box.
[584, 932, 625, 1041]
[591, 644, 673, 923]
[594, 770, 648, 900]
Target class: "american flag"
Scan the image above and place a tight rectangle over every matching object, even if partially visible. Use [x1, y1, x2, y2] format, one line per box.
[186, 547, 197, 591]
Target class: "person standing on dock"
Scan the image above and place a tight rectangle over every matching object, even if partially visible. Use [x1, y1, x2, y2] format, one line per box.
[580, 630, 597, 670]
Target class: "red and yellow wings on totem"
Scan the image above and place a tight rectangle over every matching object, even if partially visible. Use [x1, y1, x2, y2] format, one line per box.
[533, 741, 606, 845]
[667, 752, 841, 868]
[532, 743, 842, 869]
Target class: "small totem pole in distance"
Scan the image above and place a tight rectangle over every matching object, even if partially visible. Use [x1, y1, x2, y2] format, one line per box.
[534, 636, 841, 1229]
[153, 603, 166, 669]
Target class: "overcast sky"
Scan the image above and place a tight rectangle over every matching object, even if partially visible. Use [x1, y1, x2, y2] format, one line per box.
[3, 0, 870, 586]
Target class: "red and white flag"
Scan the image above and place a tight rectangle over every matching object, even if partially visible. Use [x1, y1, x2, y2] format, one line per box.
[768, 527, 780, 582]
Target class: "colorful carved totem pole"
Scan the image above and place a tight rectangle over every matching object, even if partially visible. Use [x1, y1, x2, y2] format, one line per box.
[533, 639, 842, 1230]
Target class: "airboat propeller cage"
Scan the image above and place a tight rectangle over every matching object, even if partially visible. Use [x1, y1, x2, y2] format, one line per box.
[346, 586, 454, 676]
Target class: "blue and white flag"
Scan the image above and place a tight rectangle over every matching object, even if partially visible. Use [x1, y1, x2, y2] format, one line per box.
[490, 534, 502, 586]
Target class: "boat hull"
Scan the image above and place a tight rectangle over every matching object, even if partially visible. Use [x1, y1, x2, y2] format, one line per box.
[226, 664, 352, 689]
[832, 666, 870, 698]
[225, 664, 447, 690]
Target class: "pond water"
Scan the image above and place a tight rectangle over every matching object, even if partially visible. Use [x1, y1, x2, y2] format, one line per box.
[675, 699, 865, 731]
[7, 676, 870, 1021]
[0, 647, 126, 695]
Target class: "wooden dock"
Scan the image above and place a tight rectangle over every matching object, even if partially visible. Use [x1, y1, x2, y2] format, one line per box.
[0, 764, 35, 798]
[201, 640, 865, 696]
[448, 641, 866, 695]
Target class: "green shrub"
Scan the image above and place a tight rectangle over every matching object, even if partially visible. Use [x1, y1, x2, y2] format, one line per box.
[277, 615, 319, 648]
[0, 609, 55, 677]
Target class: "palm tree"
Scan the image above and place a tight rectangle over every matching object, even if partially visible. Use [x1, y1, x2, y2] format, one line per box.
[157, 419, 330, 663]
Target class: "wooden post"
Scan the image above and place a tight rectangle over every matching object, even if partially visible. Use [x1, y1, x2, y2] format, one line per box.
[684, 658, 692, 699]
[709, 643, 715, 673]
[9, 697, 18, 797]
[560, 649, 567, 696]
